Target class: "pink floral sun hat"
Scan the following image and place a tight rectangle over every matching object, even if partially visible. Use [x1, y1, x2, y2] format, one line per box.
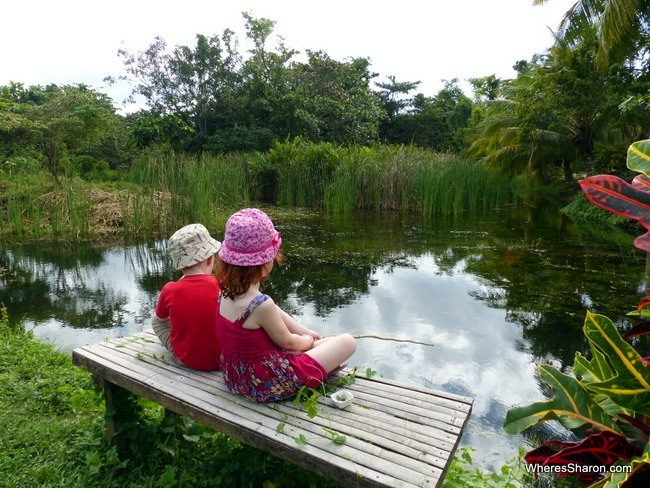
[219, 208, 282, 266]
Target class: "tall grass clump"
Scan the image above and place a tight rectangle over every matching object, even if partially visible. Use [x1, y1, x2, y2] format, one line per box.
[0, 179, 94, 239]
[128, 149, 251, 231]
[253, 140, 516, 215]
[251, 138, 341, 207]
[3, 193, 27, 239]
[64, 182, 92, 237]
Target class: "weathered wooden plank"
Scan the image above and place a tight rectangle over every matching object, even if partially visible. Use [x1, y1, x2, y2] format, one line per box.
[72, 333, 472, 488]
[101, 332, 468, 476]
[101, 339, 461, 459]
[78, 336, 464, 468]
[78, 336, 458, 476]
[75, 347, 431, 487]
[103, 339, 454, 465]
[76, 345, 444, 485]
[350, 378, 472, 414]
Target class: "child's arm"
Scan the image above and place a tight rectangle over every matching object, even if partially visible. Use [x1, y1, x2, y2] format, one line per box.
[278, 307, 321, 339]
[151, 311, 172, 350]
[255, 300, 315, 352]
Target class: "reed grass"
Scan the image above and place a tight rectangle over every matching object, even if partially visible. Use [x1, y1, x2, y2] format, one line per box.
[4, 194, 26, 239]
[1, 141, 515, 241]
[130, 141, 514, 225]
[0, 180, 95, 239]
[128, 150, 251, 231]
[316, 145, 514, 215]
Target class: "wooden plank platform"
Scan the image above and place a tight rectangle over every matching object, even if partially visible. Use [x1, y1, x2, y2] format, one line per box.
[72, 331, 473, 488]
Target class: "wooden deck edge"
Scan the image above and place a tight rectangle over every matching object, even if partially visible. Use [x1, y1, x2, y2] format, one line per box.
[72, 333, 473, 488]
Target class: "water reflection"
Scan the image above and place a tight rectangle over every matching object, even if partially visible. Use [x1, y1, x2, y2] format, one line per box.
[0, 206, 646, 469]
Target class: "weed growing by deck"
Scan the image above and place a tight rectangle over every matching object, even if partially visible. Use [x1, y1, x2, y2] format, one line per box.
[441, 447, 575, 488]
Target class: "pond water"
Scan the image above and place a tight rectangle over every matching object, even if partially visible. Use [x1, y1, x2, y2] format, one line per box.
[1, 205, 647, 469]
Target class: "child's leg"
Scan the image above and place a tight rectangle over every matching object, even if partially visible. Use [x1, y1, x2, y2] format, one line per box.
[305, 334, 357, 373]
[151, 312, 172, 351]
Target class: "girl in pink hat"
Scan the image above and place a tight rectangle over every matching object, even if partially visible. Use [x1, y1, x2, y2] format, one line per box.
[215, 208, 357, 402]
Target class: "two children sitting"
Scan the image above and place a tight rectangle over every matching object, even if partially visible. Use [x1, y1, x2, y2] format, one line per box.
[152, 210, 356, 402]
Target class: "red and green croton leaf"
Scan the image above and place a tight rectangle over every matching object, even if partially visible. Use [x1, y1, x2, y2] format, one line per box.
[574, 347, 623, 418]
[579, 139, 650, 253]
[623, 320, 650, 366]
[504, 311, 650, 435]
[582, 312, 650, 417]
[503, 364, 621, 435]
[524, 431, 643, 485]
[579, 175, 650, 252]
[588, 447, 650, 488]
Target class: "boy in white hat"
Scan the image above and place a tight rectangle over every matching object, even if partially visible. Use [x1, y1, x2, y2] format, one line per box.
[151, 223, 222, 370]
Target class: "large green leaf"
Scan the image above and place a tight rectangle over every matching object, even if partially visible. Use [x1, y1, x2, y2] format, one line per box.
[627, 139, 650, 177]
[503, 364, 620, 435]
[574, 347, 613, 384]
[582, 312, 650, 417]
[574, 349, 623, 417]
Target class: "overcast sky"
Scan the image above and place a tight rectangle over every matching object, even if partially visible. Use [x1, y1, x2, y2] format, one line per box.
[2, 0, 576, 111]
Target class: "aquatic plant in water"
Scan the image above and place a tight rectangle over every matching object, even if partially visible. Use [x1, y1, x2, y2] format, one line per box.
[504, 140, 650, 487]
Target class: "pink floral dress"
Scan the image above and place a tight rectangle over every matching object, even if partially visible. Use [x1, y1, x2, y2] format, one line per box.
[217, 294, 326, 402]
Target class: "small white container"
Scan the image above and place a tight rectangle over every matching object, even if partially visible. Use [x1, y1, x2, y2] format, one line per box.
[330, 389, 354, 409]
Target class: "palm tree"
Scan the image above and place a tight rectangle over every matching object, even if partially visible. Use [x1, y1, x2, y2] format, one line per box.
[468, 30, 620, 185]
[534, 0, 650, 70]
[467, 96, 576, 184]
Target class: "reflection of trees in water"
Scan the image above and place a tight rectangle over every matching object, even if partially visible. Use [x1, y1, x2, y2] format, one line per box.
[268, 211, 420, 315]
[123, 240, 173, 325]
[1, 207, 645, 366]
[270, 256, 378, 316]
[0, 243, 130, 329]
[123, 239, 172, 294]
[268, 208, 646, 369]
[463, 232, 644, 367]
[51, 283, 129, 329]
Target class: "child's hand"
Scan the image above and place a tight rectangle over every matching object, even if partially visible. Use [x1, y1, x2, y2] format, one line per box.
[306, 330, 321, 340]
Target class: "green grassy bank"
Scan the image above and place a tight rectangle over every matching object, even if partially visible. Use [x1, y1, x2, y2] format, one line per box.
[0, 141, 516, 241]
[0, 309, 340, 487]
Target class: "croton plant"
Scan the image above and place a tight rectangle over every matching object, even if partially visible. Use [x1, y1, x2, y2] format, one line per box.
[504, 140, 650, 487]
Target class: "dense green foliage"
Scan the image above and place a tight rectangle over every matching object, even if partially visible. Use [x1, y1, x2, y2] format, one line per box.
[0, 139, 515, 240]
[0, 83, 134, 183]
[2, 9, 649, 198]
[534, 0, 650, 70]
[468, 28, 650, 186]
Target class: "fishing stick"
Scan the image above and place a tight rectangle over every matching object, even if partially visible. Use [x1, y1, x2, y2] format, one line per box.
[324, 334, 434, 347]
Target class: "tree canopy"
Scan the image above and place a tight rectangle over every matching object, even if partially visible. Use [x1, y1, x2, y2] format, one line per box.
[3, 7, 650, 189]
[0, 83, 132, 183]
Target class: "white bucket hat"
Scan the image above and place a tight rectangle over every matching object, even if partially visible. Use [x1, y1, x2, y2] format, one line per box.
[168, 223, 221, 270]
